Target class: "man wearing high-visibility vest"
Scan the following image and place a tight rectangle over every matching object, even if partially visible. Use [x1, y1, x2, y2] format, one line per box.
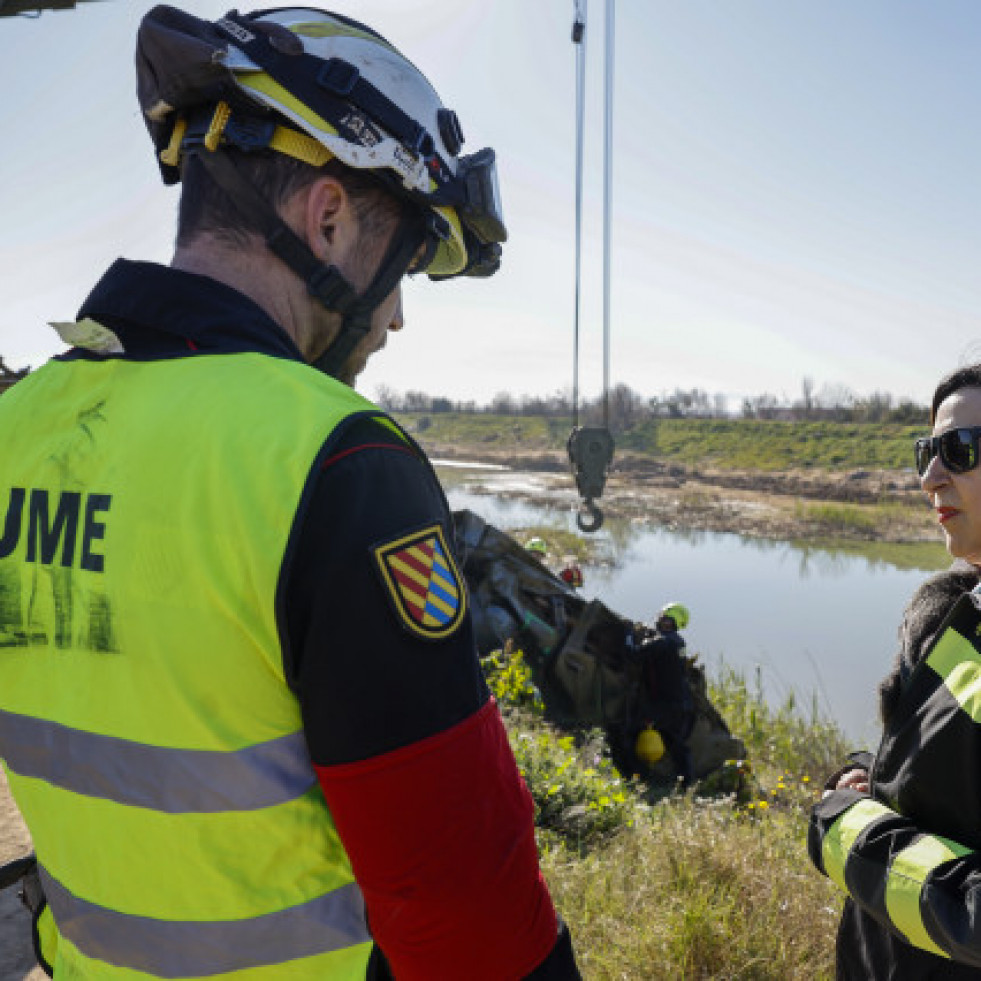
[0, 7, 581, 978]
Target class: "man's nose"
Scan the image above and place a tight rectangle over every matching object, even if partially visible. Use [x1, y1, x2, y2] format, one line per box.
[389, 291, 404, 332]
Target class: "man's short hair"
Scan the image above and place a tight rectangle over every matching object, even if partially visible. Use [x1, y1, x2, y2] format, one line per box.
[176, 148, 403, 249]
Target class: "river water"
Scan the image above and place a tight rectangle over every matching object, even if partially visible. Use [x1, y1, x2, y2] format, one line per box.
[437, 465, 949, 750]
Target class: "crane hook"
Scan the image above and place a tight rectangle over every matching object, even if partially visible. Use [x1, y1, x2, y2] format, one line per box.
[576, 498, 604, 533]
[567, 425, 614, 535]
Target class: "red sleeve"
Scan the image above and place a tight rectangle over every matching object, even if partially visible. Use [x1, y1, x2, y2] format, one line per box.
[315, 698, 558, 980]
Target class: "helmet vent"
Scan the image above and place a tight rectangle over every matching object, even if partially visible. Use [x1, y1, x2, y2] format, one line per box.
[254, 22, 304, 57]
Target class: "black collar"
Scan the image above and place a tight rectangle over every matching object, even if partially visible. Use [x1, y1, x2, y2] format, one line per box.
[71, 259, 306, 362]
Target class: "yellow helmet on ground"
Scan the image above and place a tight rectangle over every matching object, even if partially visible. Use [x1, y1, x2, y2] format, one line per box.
[635, 726, 665, 765]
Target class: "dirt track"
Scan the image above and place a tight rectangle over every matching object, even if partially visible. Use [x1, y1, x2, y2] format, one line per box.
[596, 467, 934, 541]
[0, 771, 43, 980]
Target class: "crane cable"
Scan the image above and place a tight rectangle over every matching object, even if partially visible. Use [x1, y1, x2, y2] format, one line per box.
[602, 0, 614, 426]
[571, 0, 586, 431]
[567, 0, 616, 533]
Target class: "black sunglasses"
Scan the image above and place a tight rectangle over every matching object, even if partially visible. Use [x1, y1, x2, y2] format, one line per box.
[915, 426, 981, 476]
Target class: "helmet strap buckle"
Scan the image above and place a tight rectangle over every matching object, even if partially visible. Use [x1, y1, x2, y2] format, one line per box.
[317, 58, 361, 97]
[299, 258, 358, 312]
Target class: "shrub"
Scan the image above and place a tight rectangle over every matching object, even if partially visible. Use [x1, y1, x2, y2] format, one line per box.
[484, 648, 634, 850]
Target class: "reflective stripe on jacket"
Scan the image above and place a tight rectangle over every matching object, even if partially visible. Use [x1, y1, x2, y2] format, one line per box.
[0, 350, 382, 978]
[809, 590, 981, 977]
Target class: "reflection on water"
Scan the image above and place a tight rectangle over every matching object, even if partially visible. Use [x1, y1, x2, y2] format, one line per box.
[441, 470, 948, 747]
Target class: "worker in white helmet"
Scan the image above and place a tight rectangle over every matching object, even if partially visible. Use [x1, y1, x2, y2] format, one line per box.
[0, 7, 578, 978]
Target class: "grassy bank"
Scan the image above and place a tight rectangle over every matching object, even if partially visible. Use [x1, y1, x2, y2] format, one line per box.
[398, 412, 922, 474]
[618, 418, 921, 472]
[487, 651, 854, 978]
[542, 801, 839, 979]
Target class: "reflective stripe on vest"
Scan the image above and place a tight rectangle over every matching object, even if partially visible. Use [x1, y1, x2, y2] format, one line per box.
[0, 352, 389, 977]
[40, 866, 369, 977]
[0, 709, 316, 812]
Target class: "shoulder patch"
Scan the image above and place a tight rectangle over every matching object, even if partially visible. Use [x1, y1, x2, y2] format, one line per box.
[372, 524, 467, 641]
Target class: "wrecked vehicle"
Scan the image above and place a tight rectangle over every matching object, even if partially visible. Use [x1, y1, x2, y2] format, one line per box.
[452, 509, 746, 784]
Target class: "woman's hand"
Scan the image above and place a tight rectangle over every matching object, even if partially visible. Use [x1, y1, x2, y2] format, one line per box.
[827, 767, 869, 796]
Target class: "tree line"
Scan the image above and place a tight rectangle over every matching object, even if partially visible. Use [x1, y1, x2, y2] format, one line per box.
[375, 377, 928, 431]
[0, 359, 927, 429]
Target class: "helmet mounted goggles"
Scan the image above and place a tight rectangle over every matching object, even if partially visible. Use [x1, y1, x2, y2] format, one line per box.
[138, 6, 506, 280]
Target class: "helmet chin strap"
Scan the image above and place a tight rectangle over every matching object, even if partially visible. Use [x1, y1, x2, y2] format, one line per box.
[192, 150, 425, 380]
[311, 212, 425, 379]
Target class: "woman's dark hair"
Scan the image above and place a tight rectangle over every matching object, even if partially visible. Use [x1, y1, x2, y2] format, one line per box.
[931, 364, 981, 423]
[176, 148, 401, 250]
[879, 566, 980, 723]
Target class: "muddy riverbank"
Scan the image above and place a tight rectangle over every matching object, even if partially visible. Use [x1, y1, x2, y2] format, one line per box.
[425, 442, 938, 544]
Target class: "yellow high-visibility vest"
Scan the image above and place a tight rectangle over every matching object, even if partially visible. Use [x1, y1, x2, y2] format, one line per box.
[0, 349, 382, 978]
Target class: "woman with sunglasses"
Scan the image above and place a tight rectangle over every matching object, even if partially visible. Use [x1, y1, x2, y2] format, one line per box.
[808, 364, 981, 979]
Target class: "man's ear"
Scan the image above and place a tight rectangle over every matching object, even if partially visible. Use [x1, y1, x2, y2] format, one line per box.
[303, 175, 359, 266]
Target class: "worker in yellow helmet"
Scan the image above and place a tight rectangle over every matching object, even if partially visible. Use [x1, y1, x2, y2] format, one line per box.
[657, 601, 690, 633]
[0, 7, 579, 979]
[634, 602, 695, 788]
[525, 536, 548, 557]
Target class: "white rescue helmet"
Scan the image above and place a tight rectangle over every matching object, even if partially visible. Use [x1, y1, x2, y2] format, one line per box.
[137, 6, 506, 280]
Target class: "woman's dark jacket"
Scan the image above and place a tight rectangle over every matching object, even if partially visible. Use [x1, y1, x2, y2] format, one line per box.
[809, 565, 981, 978]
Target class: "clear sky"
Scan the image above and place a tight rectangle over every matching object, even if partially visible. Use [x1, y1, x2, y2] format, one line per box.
[2, 0, 980, 410]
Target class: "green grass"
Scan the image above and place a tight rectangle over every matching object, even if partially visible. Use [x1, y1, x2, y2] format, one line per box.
[541, 802, 839, 979]
[788, 538, 949, 573]
[802, 502, 878, 532]
[507, 524, 599, 564]
[706, 660, 854, 780]
[794, 500, 882, 535]
[405, 413, 568, 449]
[398, 412, 924, 474]
[619, 419, 922, 472]
[485, 649, 852, 978]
